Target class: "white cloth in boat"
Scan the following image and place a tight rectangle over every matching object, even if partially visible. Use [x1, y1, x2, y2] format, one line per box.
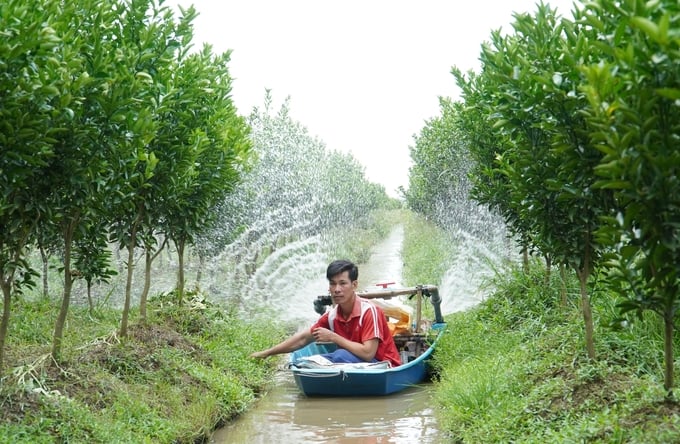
[290, 354, 391, 369]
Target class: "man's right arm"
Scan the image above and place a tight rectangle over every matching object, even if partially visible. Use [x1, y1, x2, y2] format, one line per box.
[250, 328, 314, 359]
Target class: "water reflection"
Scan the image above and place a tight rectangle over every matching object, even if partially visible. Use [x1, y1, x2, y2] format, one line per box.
[212, 370, 443, 444]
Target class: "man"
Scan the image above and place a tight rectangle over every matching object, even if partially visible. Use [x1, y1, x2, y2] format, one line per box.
[250, 259, 401, 367]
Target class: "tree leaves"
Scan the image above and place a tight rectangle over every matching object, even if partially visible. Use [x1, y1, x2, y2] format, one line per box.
[409, 0, 680, 373]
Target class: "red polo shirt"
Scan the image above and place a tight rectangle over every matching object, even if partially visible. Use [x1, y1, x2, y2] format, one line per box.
[311, 297, 401, 367]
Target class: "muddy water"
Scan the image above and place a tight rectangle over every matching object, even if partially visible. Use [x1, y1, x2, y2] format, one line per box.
[212, 225, 446, 443]
[211, 371, 440, 444]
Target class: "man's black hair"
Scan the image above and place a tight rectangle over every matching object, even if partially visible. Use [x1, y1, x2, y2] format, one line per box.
[326, 259, 358, 281]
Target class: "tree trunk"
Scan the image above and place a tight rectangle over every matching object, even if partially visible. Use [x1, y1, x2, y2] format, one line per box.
[544, 254, 552, 286]
[559, 264, 567, 308]
[176, 238, 186, 305]
[52, 219, 76, 362]
[120, 220, 140, 338]
[576, 234, 595, 360]
[0, 279, 12, 371]
[522, 246, 529, 273]
[1, 225, 34, 370]
[140, 237, 166, 323]
[86, 280, 94, 316]
[140, 250, 152, 323]
[577, 268, 596, 359]
[664, 308, 675, 398]
[40, 246, 49, 299]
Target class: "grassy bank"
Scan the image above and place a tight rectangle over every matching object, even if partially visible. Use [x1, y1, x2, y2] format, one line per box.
[400, 215, 680, 442]
[0, 291, 287, 443]
[431, 262, 680, 443]
[400, 210, 454, 288]
[436, 264, 680, 443]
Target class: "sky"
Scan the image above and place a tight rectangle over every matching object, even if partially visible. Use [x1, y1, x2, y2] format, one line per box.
[166, 0, 577, 198]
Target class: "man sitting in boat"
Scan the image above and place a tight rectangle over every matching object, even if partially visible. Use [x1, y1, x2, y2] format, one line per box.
[250, 259, 401, 367]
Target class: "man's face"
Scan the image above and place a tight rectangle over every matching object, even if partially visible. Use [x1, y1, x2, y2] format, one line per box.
[328, 270, 357, 304]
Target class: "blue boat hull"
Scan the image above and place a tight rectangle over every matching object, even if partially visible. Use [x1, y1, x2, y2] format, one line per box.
[289, 323, 446, 396]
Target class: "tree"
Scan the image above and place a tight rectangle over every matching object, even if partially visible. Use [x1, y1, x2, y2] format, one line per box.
[485, 4, 613, 359]
[160, 45, 252, 305]
[41, 0, 167, 352]
[406, 98, 503, 244]
[104, 0, 186, 337]
[0, 0, 83, 368]
[450, 68, 531, 268]
[581, 0, 680, 395]
[420, 2, 626, 360]
[451, 3, 620, 359]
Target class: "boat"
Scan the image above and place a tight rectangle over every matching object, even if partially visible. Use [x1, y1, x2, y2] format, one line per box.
[288, 285, 446, 397]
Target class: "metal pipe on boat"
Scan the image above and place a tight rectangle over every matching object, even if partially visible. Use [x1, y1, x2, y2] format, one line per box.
[357, 285, 439, 300]
[356, 285, 444, 324]
[358, 284, 444, 326]
[415, 286, 422, 333]
[428, 287, 444, 324]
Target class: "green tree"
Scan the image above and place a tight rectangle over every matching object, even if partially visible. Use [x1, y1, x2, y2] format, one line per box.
[406, 99, 466, 222]
[160, 45, 252, 305]
[46, 2, 117, 359]
[450, 68, 531, 268]
[450, 3, 620, 360]
[581, 0, 680, 395]
[512, 4, 616, 358]
[105, 3, 196, 324]
[41, 0, 166, 352]
[485, 4, 612, 358]
[406, 98, 503, 243]
[0, 0, 88, 367]
[104, 0, 184, 337]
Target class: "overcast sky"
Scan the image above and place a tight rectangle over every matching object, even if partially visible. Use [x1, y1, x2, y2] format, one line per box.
[167, 0, 577, 197]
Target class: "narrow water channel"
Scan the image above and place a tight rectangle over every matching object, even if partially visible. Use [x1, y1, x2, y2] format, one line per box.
[212, 225, 447, 443]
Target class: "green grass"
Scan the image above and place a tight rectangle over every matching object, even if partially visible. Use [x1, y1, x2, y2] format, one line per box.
[399, 212, 459, 322]
[430, 260, 680, 443]
[399, 217, 680, 442]
[0, 291, 286, 443]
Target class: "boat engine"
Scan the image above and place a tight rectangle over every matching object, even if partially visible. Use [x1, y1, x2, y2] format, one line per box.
[313, 295, 332, 315]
